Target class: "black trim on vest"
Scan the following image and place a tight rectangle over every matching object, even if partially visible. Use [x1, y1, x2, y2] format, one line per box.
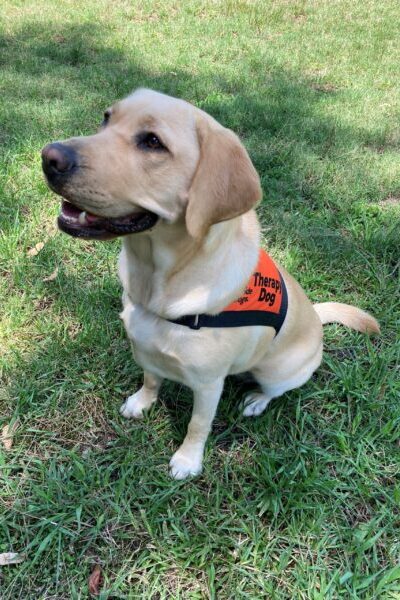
[169, 270, 288, 335]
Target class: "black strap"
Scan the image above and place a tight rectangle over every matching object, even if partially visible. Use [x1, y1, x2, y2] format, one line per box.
[169, 271, 288, 335]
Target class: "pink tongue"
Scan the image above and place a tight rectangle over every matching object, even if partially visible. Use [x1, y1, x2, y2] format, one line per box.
[86, 212, 103, 224]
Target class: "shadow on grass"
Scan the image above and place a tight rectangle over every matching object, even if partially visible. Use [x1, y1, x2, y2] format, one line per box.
[1, 19, 398, 596]
[2, 17, 396, 419]
[2, 16, 396, 447]
[2, 21, 398, 260]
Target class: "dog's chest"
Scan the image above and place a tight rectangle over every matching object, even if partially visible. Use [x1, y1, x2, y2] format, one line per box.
[120, 299, 186, 382]
[117, 245, 273, 384]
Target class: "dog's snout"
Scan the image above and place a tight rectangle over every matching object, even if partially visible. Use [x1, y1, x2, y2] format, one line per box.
[41, 143, 77, 178]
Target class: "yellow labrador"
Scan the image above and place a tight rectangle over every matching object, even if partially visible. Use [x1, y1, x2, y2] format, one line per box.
[42, 89, 379, 479]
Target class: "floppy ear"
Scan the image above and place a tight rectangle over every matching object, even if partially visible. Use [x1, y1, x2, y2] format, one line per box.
[185, 116, 262, 239]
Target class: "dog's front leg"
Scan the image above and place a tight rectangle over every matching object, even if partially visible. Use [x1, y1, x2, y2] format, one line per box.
[120, 371, 163, 419]
[169, 378, 224, 480]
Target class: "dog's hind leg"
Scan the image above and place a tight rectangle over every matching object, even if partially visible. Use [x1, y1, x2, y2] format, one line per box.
[242, 391, 273, 417]
[242, 342, 323, 417]
[241, 373, 308, 418]
[120, 371, 163, 419]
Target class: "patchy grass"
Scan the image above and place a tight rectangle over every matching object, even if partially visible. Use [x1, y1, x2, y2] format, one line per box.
[0, 0, 399, 598]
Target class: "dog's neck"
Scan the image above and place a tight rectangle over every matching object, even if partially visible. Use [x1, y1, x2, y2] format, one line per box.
[119, 210, 260, 319]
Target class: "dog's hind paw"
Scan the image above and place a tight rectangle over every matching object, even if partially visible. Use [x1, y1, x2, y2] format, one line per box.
[120, 391, 150, 419]
[242, 392, 271, 417]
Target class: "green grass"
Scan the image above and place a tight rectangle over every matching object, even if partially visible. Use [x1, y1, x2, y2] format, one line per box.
[0, 0, 399, 597]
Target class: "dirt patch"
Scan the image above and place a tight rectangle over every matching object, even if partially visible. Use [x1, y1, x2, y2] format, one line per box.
[379, 195, 400, 208]
[343, 503, 372, 527]
[34, 297, 54, 311]
[311, 82, 338, 94]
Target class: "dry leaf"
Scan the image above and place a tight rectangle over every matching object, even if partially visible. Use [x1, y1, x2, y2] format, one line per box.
[88, 564, 103, 596]
[43, 267, 59, 282]
[1, 422, 19, 451]
[0, 552, 25, 566]
[27, 242, 45, 257]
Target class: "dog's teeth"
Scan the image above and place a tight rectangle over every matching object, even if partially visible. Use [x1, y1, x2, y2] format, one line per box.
[78, 211, 87, 225]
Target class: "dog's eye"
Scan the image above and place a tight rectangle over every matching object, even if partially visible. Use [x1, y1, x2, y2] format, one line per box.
[137, 132, 167, 152]
[102, 110, 111, 127]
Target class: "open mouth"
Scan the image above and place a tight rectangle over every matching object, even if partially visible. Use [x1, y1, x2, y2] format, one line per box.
[58, 200, 158, 240]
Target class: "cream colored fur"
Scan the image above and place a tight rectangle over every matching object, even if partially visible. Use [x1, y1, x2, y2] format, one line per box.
[56, 89, 379, 480]
[313, 303, 380, 334]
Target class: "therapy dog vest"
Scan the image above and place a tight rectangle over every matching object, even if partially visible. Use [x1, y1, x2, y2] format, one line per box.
[170, 249, 288, 335]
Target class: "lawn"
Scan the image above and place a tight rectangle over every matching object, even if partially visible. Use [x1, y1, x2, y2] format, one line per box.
[0, 0, 399, 597]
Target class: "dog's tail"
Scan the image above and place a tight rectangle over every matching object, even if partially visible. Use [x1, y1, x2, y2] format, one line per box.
[313, 302, 380, 334]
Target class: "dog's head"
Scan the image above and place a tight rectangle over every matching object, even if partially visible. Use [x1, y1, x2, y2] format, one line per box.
[42, 89, 261, 240]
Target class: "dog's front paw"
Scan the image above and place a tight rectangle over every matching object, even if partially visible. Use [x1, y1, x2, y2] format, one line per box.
[120, 392, 150, 419]
[169, 448, 203, 480]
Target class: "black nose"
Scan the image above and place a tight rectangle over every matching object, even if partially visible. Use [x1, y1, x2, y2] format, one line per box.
[41, 143, 77, 177]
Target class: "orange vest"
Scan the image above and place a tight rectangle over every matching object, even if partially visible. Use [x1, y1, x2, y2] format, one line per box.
[170, 249, 288, 334]
[223, 249, 284, 316]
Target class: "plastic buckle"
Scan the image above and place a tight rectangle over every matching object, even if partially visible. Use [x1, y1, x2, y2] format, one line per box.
[190, 314, 201, 330]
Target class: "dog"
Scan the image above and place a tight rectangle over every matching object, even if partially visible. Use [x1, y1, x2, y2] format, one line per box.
[42, 88, 380, 479]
